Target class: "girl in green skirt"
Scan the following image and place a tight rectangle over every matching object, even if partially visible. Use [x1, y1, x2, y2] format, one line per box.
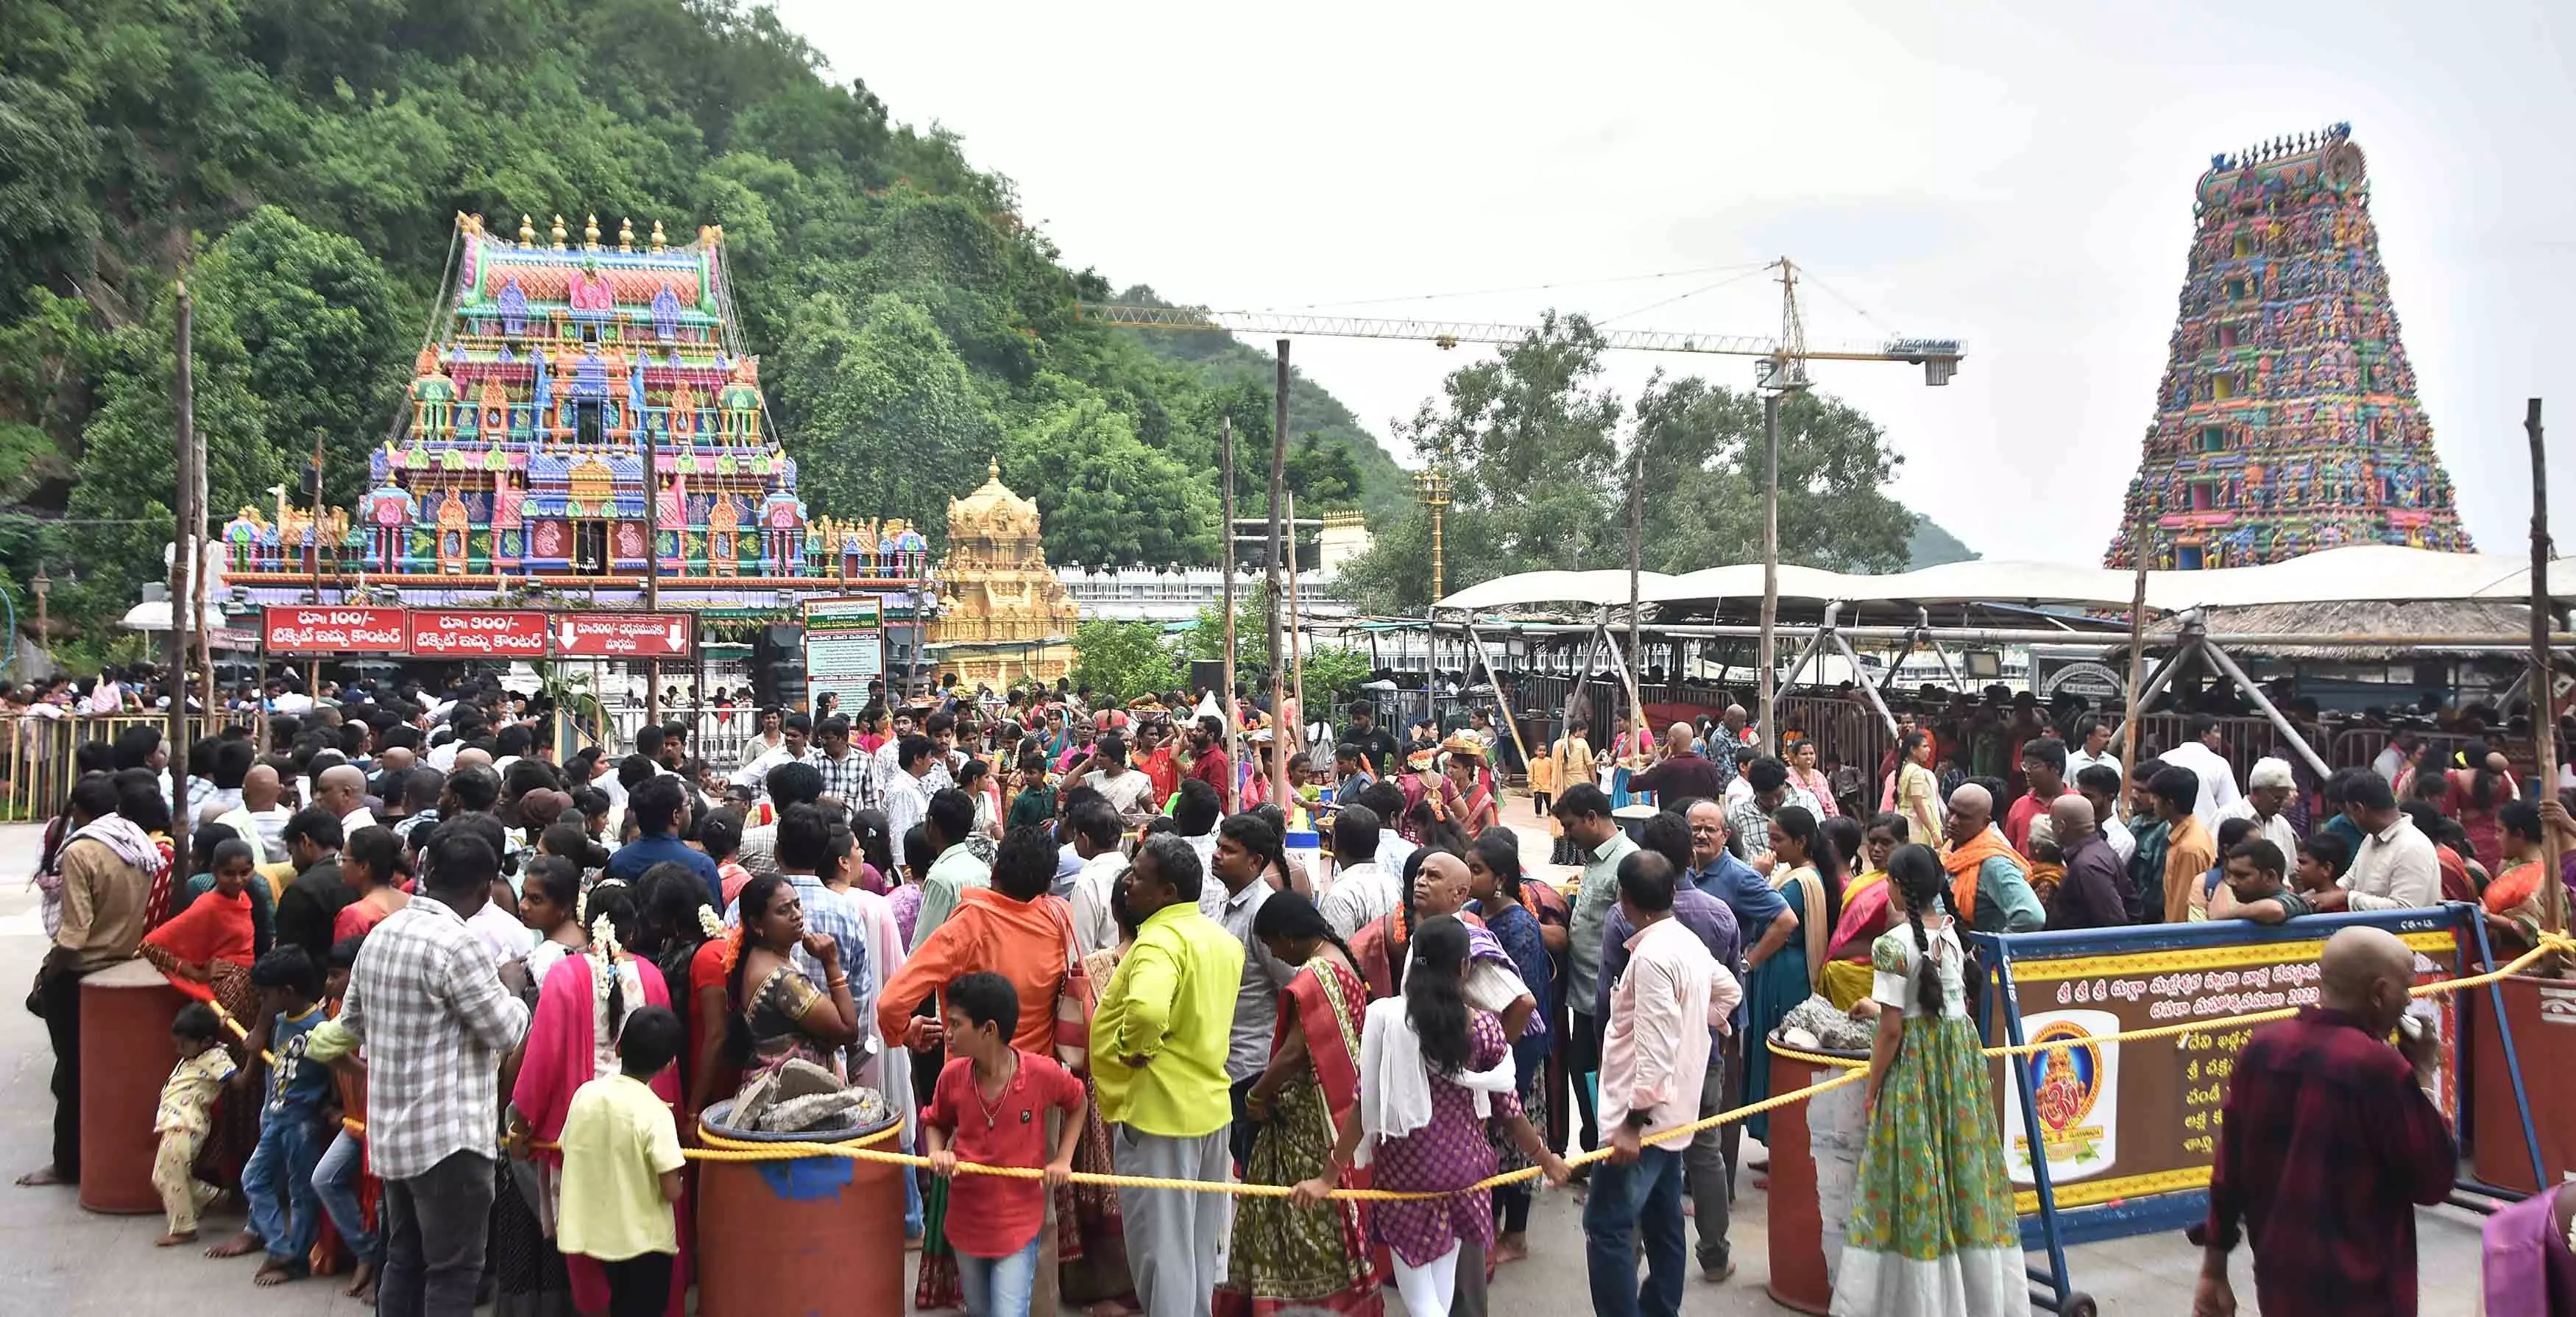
[1832, 844, 2020, 1316]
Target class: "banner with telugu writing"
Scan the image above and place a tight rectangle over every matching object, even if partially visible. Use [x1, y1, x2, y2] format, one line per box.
[1989, 928, 2458, 1213]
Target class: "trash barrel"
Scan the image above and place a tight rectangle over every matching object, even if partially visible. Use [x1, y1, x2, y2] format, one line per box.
[80, 958, 185, 1214]
[1763, 1034, 1868, 1314]
[696, 1101, 905, 1316]
[2468, 972, 2576, 1193]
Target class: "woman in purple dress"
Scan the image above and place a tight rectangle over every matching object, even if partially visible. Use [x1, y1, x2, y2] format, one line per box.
[1294, 915, 1569, 1316]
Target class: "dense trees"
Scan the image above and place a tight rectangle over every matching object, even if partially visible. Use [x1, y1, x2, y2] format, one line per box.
[1335, 314, 1923, 613]
[0, 0, 1387, 635]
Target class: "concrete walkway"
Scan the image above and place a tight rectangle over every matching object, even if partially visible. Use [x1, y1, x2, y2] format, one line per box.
[0, 816, 2488, 1313]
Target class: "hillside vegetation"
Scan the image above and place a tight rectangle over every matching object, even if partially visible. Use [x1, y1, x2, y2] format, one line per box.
[0, 0, 1397, 638]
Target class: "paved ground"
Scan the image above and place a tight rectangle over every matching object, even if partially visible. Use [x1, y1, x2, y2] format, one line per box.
[0, 809, 2491, 1313]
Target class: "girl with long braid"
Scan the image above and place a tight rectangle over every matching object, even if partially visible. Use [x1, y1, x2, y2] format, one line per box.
[1294, 916, 1569, 1316]
[1218, 889, 1381, 1316]
[1833, 844, 2019, 1316]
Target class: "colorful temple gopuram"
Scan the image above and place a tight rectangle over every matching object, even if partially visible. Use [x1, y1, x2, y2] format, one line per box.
[2103, 124, 2472, 571]
[219, 211, 938, 643]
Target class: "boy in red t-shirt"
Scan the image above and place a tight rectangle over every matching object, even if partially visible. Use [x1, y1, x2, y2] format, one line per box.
[921, 972, 1083, 1317]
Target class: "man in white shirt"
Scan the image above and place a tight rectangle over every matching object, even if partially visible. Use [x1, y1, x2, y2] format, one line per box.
[2223, 757, 2302, 860]
[2071, 763, 2136, 866]
[2319, 774, 2441, 912]
[2156, 713, 2241, 833]
[316, 763, 379, 834]
[2064, 714, 2120, 785]
[1317, 806, 1401, 939]
[1064, 802, 1128, 953]
[736, 705, 787, 775]
[2371, 728, 2421, 787]
[731, 713, 818, 795]
[214, 763, 296, 865]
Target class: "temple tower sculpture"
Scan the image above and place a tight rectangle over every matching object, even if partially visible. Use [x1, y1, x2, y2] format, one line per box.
[932, 460, 1083, 690]
[2103, 124, 2471, 570]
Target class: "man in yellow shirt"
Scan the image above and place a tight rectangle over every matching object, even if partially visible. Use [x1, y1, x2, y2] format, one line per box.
[1090, 835, 1243, 1317]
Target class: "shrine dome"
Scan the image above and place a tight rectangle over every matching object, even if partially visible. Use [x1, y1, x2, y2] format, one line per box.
[948, 459, 1040, 539]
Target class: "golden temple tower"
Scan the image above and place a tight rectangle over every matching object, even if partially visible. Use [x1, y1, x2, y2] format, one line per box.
[930, 459, 1083, 690]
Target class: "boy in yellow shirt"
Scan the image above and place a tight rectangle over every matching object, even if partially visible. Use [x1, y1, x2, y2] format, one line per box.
[556, 1005, 687, 1316]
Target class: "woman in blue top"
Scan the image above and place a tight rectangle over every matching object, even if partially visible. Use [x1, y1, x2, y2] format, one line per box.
[1468, 827, 1555, 1265]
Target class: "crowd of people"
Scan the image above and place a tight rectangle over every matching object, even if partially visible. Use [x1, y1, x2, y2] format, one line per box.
[13, 663, 2565, 1317]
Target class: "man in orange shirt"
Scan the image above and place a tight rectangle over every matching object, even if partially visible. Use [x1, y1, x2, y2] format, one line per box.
[877, 827, 1074, 1063]
[1133, 718, 1181, 814]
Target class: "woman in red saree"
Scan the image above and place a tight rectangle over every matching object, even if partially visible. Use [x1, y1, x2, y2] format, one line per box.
[140, 837, 261, 1025]
[1443, 736, 1498, 838]
[508, 885, 682, 1317]
[1219, 889, 1382, 1317]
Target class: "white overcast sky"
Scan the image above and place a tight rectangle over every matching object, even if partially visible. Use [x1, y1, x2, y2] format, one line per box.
[779, 0, 2574, 564]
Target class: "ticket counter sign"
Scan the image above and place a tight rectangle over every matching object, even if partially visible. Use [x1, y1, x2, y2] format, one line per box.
[263, 606, 407, 654]
[556, 612, 696, 657]
[407, 610, 551, 659]
[1984, 916, 2460, 1215]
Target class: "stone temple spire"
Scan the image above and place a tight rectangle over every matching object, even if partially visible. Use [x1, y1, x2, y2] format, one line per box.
[2104, 124, 2471, 570]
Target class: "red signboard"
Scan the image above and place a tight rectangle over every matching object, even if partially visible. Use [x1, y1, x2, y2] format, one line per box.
[406, 610, 551, 659]
[555, 612, 696, 658]
[263, 606, 408, 654]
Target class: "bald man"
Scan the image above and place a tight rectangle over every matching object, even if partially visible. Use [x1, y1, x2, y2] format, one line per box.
[2191, 928, 2452, 1317]
[316, 763, 378, 833]
[212, 763, 294, 866]
[1939, 783, 2045, 934]
[1632, 721, 1724, 803]
[2044, 795, 2127, 930]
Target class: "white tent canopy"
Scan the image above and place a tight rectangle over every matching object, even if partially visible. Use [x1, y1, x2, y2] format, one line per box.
[1434, 545, 2560, 615]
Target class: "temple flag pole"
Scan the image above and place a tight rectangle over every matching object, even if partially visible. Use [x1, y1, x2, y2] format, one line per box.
[2525, 399, 2566, 941]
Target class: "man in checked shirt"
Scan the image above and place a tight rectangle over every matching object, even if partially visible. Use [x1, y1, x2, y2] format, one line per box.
[339, 827, 530, 1317]
[2190, 926, 2453, 1317]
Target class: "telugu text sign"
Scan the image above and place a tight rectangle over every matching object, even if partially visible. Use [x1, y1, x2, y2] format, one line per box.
[555, 612, 696, 658]
[262, 606, 408, 654]
[406, 610, 551, 659]
[803, 597, 885, 707]
[1989, 928, 2458, 1212]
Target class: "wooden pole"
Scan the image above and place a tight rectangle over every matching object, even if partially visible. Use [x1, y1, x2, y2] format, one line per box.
[2526, 399, 2565, 939]
[1626, 446, 1643, 753]
[1268, 342, 1290, 808]
[167, 280, 195, 862]
[1220, 415, 1239, 815]
[643, 395, 660, 727]
[2118, 518, 2153, 791]
[1286, 490, 1307, 763]
[1758, 389, 1781, 756]
[305, 429, 325, 697]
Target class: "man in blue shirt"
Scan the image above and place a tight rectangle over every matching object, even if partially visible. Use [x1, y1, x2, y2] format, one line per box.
[1602, 810, 1746, 1280]
[1681, 796, 1788, 1211]
[606, 774, 721, 907]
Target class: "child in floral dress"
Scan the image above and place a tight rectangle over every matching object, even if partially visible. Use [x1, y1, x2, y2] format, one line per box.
[1833, 844, 2020, 1316]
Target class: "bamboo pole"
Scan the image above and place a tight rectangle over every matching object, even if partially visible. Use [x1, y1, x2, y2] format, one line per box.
[1220, 416, 1239, 816]
[2118, 518, 2152, 791]
[2526, 399, 2565, 942]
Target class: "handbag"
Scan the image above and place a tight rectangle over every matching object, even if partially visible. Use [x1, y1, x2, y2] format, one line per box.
[1044, 898, 1097, 1073]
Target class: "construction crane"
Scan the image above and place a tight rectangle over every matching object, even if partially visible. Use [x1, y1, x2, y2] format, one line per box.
[1094, 257, 1965, 754]
[1075, 280, 1963, 384]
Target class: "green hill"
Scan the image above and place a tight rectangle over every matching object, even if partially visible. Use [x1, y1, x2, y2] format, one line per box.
[0, 0, 1399, 634]
[1907, 516, 1980, 568]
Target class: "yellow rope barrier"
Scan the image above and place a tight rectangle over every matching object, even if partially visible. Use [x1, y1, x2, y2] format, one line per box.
[213, 931, 2575, 1204]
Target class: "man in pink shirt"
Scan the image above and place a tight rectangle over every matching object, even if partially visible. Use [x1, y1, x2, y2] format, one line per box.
[1585, 850, 1743, 1317]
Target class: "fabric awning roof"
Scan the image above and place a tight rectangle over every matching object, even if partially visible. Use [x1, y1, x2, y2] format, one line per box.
[1433, 545, 2550, 615]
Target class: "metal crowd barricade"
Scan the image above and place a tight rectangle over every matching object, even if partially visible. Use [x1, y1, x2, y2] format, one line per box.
[606, 705, 763, 773]
[6, 711, 246, 821]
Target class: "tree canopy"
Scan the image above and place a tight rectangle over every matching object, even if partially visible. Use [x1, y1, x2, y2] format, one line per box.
[1335, 314, 1921, 613]
[0, 0, 1395, 634]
